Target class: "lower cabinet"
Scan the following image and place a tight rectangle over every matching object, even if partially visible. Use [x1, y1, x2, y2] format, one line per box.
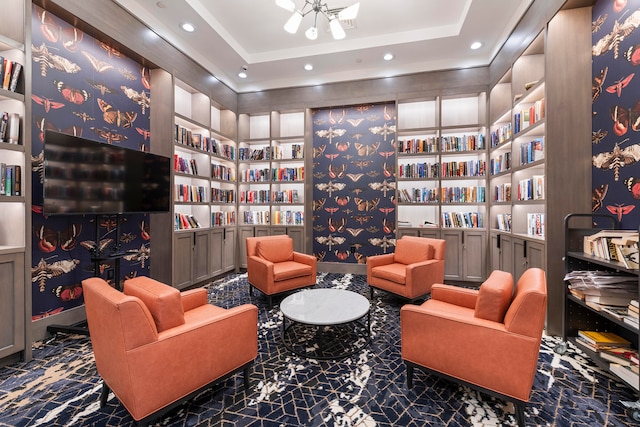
[174, 229, 211, 289]
[397, 227, 440, 239]
[442, 229, 487, 282]
[0, 251, 25, 362]
[238, 225, 305, 268]
[210, 227, 236, 277]
[490, 232, 545, 282]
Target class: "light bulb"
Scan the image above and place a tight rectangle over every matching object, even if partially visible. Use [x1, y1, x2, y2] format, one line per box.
[305, 26, 318, 40]
[329, 17, 345, 40]
[284, 11, 303, 34]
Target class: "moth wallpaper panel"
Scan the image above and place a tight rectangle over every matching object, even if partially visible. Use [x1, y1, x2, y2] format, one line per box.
[30, 5, 152, 319]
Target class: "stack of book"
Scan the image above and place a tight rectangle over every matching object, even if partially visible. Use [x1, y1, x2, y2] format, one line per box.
[575, 330, 631, 353]
[602, 345, 639, 391]
[626, 300, 639, 329]
[583, 230, 639, 269]
[565, 270, 637, 311]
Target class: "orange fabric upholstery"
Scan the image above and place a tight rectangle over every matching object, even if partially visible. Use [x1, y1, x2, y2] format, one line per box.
[367, 236, 445, 300]
[400, 268, 547, 424]
[82, 277, 258, 423]
[246, 235, 317, 304]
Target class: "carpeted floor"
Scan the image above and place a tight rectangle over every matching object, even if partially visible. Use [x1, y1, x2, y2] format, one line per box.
[0, 272, 638, 426]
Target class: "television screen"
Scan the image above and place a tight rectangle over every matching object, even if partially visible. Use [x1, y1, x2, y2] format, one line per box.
[43, 130, 171, 215]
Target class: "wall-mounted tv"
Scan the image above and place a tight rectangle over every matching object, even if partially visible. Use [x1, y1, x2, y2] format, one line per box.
[43, 130, 171, 215]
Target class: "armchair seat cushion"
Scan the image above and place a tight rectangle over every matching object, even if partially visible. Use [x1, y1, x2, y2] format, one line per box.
[371, 263, 408, 284]
[273, 261, 314, 281]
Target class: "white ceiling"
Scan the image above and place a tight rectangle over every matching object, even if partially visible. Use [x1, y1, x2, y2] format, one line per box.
[113, 0, 534, 93]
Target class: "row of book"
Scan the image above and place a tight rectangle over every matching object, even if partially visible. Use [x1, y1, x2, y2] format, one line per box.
[174, 213, 200, 230]
[566, 270, 637, 308]
[243, 210, 270, 225]
[0, 112, 20, 144]
[272, 210, 304, 225]
[212, 211, 235, 227]
[240, 190, 270, 204]
[240, 167, 304, 183]
[0, 163, 21, 196]
[211, 188, 235, 203]
[490, 153, 511, 175]
[520, 138, 544, 165]
[440, 134, 485, 152]
[174, 125, 236, 160]
[441, 212, 483, 228]
[513, 98, 545, 134]
[527, 213, 544, 237]
[583, 230, 639, 269]
[574, 329, 638, 391]
[440, 186, 485, 203]
[398, 187, 439, 203]
[398, 162, 439, 179]
[494, 183, 511, 202]
[212, 164, 235, 181]
[174, 184, 207, 203]
[496, 213, 512, 231]
[238, 144, 304, 161]
[174, 154, 198, 175]
[440, 160, 485, 177]
[397, 137, 438, 154]
[0, 58, 22, 93]
[490, 123, 513, 147]
[516, 176, 544, 201]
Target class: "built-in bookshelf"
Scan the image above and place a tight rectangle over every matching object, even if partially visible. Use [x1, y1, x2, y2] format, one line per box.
[171, 78, 238, 288]
[0, 0, 27, 364]
[488, 32, 546, 281]
[396, 93, 488, 282]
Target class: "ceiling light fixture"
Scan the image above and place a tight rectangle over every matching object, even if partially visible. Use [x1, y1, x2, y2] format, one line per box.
[180, 22, 196, 32]
[304, 64, 313, 71]
[238, 65, 248, 79]
[470, 41, 482, 50]
[383, 53, 394, 61]
[276, 0, 360, 41]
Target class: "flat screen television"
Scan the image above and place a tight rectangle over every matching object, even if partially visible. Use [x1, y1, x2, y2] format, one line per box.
[43, 130, 171, 215]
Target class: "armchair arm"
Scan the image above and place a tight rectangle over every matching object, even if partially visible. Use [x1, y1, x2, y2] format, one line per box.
[247, 255, 274, 290]
[430, 283, 478, 309]
[123, 304, 259, 419]
[181, 288, 208, 312]
[401, 304, 540, 402]
[293, 252, 316, 266]
[404, 259, 445, 298]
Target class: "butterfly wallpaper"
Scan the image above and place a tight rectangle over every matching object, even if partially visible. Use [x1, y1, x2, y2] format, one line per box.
[592, 0, 640, 228]
[312, 104, 397, 263]
[30, 5, 152, 320]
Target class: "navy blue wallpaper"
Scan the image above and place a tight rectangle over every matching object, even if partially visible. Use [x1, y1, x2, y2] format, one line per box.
[592, 0, 640, 228]
[30, 5, 152, 320]
[312, 103, 396, 263]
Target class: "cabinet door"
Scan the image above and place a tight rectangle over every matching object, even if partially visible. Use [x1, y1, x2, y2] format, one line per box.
[173, 232, 194, 289]
[0, 252, 25, 360]
[527, 240, 545, 271]
[223, 227, 236, 272]
[500, 234, 514, 276]
[287, 227, 304, 253]
[513, 238, 528, 282]
[255, 226, 270, 237]
[463, 231, 486, 282]
[193, 229, 211, 283]
[210, 229, 224, 277]
[442, 229, 463, 281]
[238, 227, 255, 268]
[490, 233, 501, 271]
[270, 227, 287, 236]
[419, 229, 440, 239]
[397, 228, 420, 238]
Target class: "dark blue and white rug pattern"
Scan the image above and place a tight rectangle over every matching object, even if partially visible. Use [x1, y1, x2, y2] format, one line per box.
[0, 273, 637, 426]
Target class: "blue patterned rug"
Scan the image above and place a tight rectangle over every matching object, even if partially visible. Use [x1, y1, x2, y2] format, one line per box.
[0, 272, 637, 426]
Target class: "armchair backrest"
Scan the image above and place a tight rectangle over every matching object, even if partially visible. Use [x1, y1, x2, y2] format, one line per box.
[504, 268, 547, 337]
[395, 236, 446, 263]
[246, 235, 294, 261]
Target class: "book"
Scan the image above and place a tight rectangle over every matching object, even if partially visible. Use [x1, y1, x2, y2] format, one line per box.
[1, 59, 12, 90]
[601, 347, 639, 367]
[578, 330, 631, 347]
[12, 165, 20, 196]
[8, 62, 21, 92]
[610, 363, 639, 391]
[602, 305, 633, 320]
[585, 294, 635, 307]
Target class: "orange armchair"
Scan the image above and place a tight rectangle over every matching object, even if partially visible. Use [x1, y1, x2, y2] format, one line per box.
[82, 276, 258, 425]
[400, 268, 547, 427]
[246, 235, 317, 306]
[367, 236, 445, 301]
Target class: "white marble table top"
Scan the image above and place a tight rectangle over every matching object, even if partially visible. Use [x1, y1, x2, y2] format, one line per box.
[280, 288, 370, 326]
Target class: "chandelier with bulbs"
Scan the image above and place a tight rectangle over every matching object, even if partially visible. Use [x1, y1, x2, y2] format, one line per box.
[276, 0, 360, 40]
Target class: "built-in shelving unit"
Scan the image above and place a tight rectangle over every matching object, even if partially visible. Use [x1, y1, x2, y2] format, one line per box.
[171, 78, 237, 288]
[396, 93, 488, 282]
[237, 111, 305, 267]
[0, 0, 28, 365]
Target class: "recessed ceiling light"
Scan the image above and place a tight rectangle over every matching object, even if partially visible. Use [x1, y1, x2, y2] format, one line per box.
[304, 64, 313, 71]
[238, 71, 247, 79]
[156, 1, 166, 8]
[180, 22, 196, 32]
[470, 41, 482, 50]
[383, 53, 394, 61]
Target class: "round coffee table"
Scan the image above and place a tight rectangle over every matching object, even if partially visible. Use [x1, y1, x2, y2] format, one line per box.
[280, 288, 371, 359]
